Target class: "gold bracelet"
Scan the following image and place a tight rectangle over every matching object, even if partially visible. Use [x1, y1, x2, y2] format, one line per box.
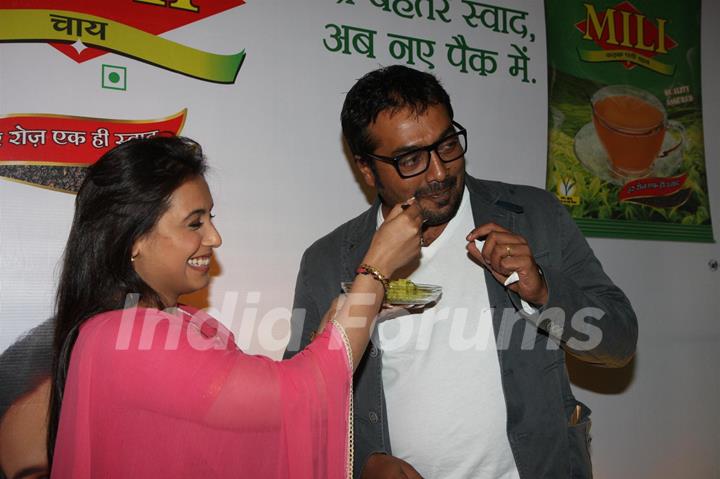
[356, 263, 389, 292]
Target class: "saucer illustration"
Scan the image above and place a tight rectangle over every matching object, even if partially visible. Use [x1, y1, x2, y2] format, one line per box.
[573, 122, 684, 185]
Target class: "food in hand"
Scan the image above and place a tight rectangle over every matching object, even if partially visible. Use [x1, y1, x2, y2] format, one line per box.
[341, 280, 441, 305]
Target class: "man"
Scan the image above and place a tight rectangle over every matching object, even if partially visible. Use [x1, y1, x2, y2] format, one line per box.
[285, 65, 637, 478]
[0, 319, 53, 479]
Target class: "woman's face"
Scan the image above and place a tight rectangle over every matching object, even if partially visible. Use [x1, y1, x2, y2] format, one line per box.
[132, 176, 222, 307]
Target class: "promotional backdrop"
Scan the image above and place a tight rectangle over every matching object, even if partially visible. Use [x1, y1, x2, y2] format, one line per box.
[546, 0, 713, 242]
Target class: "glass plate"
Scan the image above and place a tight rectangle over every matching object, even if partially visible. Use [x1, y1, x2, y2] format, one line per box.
[341, 281, 442, 306]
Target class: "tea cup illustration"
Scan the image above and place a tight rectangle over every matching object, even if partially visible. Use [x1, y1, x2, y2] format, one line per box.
[591, 85, 684, 178]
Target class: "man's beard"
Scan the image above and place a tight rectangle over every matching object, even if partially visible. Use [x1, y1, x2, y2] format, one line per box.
[372, 165, 464, 226]
[415, 176, 464, 226]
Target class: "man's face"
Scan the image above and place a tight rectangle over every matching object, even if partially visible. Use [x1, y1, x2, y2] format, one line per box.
[0, 378, 50, 479]
[357, 104, 465, 226]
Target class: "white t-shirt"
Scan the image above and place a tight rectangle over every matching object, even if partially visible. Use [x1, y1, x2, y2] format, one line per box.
[375, 188, 520, 479]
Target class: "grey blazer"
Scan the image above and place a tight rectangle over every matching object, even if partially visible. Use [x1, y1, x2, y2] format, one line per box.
[285, 175, 637, 478]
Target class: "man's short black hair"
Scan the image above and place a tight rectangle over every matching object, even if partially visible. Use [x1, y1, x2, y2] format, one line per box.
[341, 65, 454, 156]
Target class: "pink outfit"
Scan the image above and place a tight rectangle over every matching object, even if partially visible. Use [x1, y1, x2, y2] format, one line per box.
[51, 307, 352, 478]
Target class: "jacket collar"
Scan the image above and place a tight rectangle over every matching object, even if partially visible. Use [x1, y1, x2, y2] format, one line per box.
[465, 175, 515, 232]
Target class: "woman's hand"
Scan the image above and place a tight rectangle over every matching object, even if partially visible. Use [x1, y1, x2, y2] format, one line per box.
[363, 198, 424, 279]
[330, 198, 423, 370]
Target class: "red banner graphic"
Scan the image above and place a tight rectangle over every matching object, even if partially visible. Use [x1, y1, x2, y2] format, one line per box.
[2, 0, 245, 63]
[0, 110, 187, 166]
[618, 173, 688, 201]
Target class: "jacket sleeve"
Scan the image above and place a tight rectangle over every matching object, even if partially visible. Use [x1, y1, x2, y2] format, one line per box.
[509, 194, 638, 367]
[283, 249, 322, 359]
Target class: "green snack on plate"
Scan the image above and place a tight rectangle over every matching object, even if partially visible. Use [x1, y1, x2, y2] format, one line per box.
[385, 279, 425, 303]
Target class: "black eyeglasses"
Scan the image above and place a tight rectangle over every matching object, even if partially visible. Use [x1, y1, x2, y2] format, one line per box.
[365, 121, 467, 178]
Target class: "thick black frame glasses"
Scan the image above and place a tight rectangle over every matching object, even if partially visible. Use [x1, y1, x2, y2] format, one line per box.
[365, 121, 468, 178]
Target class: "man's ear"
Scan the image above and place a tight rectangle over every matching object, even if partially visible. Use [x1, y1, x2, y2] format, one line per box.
[355, 155, 376, 188]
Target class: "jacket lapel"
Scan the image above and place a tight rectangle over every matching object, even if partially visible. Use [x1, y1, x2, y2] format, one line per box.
[465, 176, 521, 351]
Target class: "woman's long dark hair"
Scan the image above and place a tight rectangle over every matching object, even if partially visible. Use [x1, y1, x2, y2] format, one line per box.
[47, 136, 207, 466]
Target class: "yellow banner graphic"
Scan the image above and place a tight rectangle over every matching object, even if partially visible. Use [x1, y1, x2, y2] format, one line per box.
[578, 48, 675, 76]
[0, 9, 245, 83]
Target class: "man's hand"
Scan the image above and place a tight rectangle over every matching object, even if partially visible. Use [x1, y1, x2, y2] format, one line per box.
[360, 454, 423, 479]
[466, 222, 548, 306]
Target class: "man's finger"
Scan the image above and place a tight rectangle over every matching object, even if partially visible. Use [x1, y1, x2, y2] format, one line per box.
[400, 463, 424, 479]
[467, 240, 494, 271]
[499, 254, 533, 274]
[489, 242, 531, 271]
[466, 222, 510, 241]
[466, 239, 483, 262]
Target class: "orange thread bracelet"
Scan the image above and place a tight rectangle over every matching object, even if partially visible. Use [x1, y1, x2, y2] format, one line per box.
[356, 263, 389, 292]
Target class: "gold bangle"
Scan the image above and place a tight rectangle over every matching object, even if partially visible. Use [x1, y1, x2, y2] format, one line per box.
[356, 263, 389, 292]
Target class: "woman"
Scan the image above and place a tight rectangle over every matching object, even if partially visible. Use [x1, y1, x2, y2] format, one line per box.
[48, 136, 422, 478]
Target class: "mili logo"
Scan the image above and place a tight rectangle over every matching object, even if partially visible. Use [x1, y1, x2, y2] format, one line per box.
[575, 1, 677, 75]
[0, 0, 246, 83]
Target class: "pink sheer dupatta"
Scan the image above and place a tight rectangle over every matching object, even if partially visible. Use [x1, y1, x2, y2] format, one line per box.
[51, 307, 352, 478]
